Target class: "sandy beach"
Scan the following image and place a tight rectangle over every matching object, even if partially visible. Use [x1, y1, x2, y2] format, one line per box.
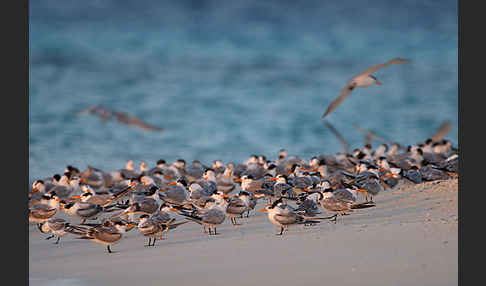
[29, 178, 458, 286]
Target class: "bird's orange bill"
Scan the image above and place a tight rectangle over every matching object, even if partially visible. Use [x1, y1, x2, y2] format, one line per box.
[30, 187, 38, 194]
[357, 189, 369, 192]
[303, 188, 312, 192]
[379, 168, 390, 172]
[257, 208, 267, 213]
[169, 208, 181, 213]
[168, 181, 178, 185]
[220, 194, 232, 198]
[79, 178, 89, 182]
[233, 178, 242, 183]
[129, 181, 138, 187]
[127, 224, 137, 231]
[70, 195, 82, 199]
[55, 198, 63, 202]
[265, 177, 277, 181]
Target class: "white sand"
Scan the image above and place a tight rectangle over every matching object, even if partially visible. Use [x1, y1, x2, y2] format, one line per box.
[29, 179, 458, 286]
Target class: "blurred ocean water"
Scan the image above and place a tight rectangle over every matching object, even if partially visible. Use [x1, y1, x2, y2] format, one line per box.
[29, 0, 458, 182]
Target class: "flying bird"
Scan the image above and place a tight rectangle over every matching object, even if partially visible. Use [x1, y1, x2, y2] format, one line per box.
[78, 105, 164, 132]
[322, 58, 409, 118]
[430, 120, 452, 143]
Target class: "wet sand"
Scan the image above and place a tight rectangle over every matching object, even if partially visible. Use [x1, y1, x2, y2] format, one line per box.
[29, 178, 458, 286]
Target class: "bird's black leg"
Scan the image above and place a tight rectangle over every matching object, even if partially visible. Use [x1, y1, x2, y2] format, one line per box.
[330, 214, 338, 224]
[107, 245, 112, 253]
[277, 226, 284, 236]
[152, 237, 157, 246]
[208, 227, 212, 235]
[45, 235, 55, 240]
[146, 237, 152, 246]
[214, 228, 217, 235]
[54, 236, 60, 244]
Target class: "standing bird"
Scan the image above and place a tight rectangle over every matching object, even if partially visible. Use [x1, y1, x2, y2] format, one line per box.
[172, 192, 230, 235]
[315, 188, 375, 223]
[225, 194, 248, 226]
[258, 198, 321, 235]
[136, 215, 186, 247]
[38, 218, 71, 244]
[69, 220, 136, 253]
[322, 58, 409, 118]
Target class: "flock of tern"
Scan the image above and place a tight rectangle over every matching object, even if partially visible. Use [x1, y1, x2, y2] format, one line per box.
[29, 137, 458, 253]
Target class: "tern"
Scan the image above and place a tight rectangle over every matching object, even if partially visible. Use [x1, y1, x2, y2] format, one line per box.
[69, 220, 137, 253]
[59, 199, 117, 224]
[38, 218, 71, 244]
[322, 58, 409, 118]
[29, 195, 59, 226]
[258, 197, 322, 235]
[225, 194, 248, 225]
[171, 192, 230, 235]
[314, 188, 375, 223]
[136, 215, 186, 247]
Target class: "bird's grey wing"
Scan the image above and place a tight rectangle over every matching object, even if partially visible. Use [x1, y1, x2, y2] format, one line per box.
[331, 190, 355, 203]
[202, 209, 225, 224]
[273, 213, 297, 225]
[431, 120, 452, 142]
[322, 83, 355, 118]
[77, 105, 100, 115]
[94, 228, 122, 243]
[323, 120, 350, 154]
[168, 220, 188, 229]
[47, 218, 67, 231]
[321, 198, 350, 212]
[77, 205, 102, 218]
[352, 124, 392, 145]
[139, 221, 161, 236]
[357, 58, 409, 77]
[30, 205, 57, 219]
[115, 111, 163, 132]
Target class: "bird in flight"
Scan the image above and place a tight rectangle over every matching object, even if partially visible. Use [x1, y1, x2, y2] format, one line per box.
[322, 58, 409, 118]
[78, 105, 164, 132]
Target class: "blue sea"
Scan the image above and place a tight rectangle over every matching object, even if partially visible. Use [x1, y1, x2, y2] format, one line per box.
[29, 0, 458, 182]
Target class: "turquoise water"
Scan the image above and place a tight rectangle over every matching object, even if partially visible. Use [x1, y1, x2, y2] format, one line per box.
[29, 0, 458, 182]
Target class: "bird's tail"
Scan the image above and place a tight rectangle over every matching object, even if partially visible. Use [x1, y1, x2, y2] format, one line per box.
[351, 202, 376, 209]
[183, 216, 203, 225]
[168, 220, 189, 230]
[298, 220, 321, 225]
